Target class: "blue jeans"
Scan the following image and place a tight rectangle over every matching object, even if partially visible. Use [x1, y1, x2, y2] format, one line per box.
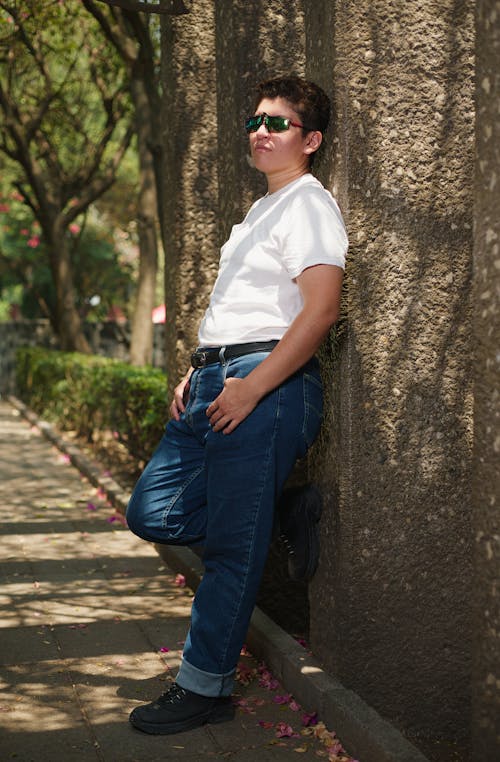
[126, 351, 323, 697]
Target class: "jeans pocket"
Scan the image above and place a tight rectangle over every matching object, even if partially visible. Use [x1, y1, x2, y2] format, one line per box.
[302, 371, 323, 450]
[183, 369, 200, 424]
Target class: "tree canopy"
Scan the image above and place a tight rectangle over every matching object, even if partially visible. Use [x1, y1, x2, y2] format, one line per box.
[0, 0, 134, 349]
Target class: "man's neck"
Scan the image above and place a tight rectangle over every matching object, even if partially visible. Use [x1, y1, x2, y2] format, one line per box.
[266, 167, 310, 195]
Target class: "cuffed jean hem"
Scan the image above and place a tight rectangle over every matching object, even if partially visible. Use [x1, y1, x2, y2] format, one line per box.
[176, 657, 235, 697]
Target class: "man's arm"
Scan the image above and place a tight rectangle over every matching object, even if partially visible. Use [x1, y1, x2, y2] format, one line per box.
[206, 263, 344, 434]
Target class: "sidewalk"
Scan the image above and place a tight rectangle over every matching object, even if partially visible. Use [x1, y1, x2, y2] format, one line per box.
[0, 399, 357, 762]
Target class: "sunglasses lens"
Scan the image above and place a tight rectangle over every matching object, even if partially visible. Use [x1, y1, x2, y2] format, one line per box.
[245, 116, 262, 133]
[245, 114, 293, 133]
[266, 116, 289, 132]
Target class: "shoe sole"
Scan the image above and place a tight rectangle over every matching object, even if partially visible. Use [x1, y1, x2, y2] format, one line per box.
[129, 702, 235, 735]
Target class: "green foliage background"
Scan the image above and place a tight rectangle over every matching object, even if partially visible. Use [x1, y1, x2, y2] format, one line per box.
[16, 346, 168, 462]
[0, 1, 140, 322]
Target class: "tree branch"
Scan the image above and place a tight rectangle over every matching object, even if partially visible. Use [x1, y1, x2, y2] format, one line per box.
[82, 0, 136, 62]
[62, 123, 134, 225]
[96, 0, 188, 14]
[13, 180, 38, 218]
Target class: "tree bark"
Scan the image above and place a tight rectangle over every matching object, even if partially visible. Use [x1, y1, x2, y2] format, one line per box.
[49, 225, 91, 353]
[128, 68, 159, 366]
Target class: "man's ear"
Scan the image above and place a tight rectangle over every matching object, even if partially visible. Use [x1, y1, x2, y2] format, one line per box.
[304, 130, 323, 155]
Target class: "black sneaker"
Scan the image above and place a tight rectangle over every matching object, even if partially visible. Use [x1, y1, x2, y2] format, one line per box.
[129, 682, 235, 735]
[278, 484, 323, 581]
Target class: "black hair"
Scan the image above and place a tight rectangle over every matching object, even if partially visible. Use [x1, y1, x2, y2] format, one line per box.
[253, 76, 331, 135]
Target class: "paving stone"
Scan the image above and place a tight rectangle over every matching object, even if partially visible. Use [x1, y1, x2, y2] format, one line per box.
[0, 400, 356, 761]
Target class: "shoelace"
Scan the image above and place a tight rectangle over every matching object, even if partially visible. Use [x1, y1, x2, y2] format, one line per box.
[158, 683, 188, 704]
[279, 533, 295, 555]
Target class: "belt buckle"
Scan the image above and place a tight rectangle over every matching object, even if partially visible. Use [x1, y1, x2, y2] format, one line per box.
[191, 350, 208, 368]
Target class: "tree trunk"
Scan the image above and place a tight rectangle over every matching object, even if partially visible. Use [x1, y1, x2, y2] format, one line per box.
[129, 73, 159, 366]
[50, 228, 91, 353]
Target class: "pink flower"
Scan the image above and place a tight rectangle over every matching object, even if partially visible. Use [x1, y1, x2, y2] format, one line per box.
[236, 702, 255, 715]
[27, 236, 40, 248]
[258, 670, 279, 691]
[159, 647, 169, 653]
[233, 698, 249, 707]
[295, 636, 308, 648]
[301, 711, 318, 726]
[69, 223, 81, 235]
[289, 699, 301, 712]
[273, 693, 292, 705]
[275, 721, 298, 738]
[174, 573, 186, 587]
[258, 720, 274, 730]
[236, 662, 255, 685]
[107, 513, 127, 525]
[0, 203, 10, 212]
[327, 741, 345, 755]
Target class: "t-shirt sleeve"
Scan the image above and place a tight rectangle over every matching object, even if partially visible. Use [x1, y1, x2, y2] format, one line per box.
[280, 189, 348, 278]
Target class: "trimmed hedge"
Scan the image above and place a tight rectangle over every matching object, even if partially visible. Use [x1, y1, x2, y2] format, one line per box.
[16, 346, 168, 461]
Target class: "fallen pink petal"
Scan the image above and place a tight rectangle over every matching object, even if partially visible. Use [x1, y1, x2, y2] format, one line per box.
[275, 721, 298, 738]
[302, 711, 319, 726]
[240, 705, 256, 714]
[236, 662, 255, 685]
[289, 699, 301, 711]
[258, 720, 274, 729]
[86, 502, 97, 511]
[258, 667, 280, 691]
[273, 693, 292, 704]
[159, 647, 170, 653]
[327, 741, 344, 755]
[233, 698, 249, 707]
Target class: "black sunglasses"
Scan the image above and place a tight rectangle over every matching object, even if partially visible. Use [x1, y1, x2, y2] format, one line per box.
[244, 112, 312, 134]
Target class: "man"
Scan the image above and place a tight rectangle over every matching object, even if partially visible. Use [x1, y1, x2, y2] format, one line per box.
[127, 75, 348, 735]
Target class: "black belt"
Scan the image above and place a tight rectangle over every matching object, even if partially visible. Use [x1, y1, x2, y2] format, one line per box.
[191, 341, 279, 369]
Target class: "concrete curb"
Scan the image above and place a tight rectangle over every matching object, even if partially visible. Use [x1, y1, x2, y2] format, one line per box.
[8, 394, 429, 762]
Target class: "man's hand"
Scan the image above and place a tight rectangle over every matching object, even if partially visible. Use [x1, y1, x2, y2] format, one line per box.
[206, 377, 261, 434]
[170, 369, 193, 420]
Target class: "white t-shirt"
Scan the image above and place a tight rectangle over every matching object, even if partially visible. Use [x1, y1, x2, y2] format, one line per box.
[197, 173, 348, 346]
